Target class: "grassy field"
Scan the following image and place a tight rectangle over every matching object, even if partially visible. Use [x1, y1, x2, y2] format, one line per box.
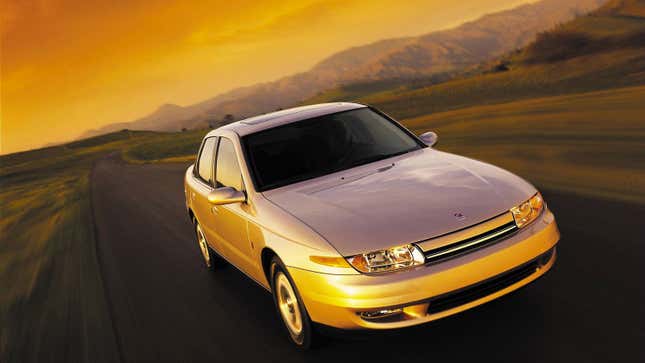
[121, 129, 206, 164]
[0, 130, 206, 361]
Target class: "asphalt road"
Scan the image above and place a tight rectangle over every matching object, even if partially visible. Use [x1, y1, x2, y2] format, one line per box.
[91, 157, 644, 362]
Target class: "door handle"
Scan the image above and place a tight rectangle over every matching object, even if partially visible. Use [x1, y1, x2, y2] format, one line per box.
[211, 206, 219, 214]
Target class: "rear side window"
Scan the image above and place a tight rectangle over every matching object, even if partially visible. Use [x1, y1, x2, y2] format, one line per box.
[197, 137, 217, 183]
[215, 138, 243, 191]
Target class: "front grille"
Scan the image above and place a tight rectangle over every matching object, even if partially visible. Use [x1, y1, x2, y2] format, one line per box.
[426, 248, 553, 315]
[423, 220, 518, 264]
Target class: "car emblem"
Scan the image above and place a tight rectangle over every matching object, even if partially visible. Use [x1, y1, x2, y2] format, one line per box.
[453, 212, 466, 221]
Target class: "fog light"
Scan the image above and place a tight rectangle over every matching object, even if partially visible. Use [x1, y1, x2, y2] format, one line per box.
[359, 308, 403, 320]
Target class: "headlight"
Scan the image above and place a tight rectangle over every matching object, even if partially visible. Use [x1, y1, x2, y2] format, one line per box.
[510, 192, 544, 228]
[346, 244, 425, 273]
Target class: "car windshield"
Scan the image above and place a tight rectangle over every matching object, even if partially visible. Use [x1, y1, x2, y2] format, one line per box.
[242, 107, 423, 191]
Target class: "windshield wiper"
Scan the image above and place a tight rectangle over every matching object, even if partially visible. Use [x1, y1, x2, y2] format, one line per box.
[346, 148, 416, 169]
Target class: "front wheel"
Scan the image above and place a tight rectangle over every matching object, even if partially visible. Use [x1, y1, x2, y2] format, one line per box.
[270, 257, 315, 349]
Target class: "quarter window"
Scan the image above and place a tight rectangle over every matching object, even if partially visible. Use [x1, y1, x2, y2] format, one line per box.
[215, 138, 243, 191]
[197, 137, 217, 183]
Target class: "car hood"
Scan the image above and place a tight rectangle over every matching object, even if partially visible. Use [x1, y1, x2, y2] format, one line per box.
[262, 148, 536, 256]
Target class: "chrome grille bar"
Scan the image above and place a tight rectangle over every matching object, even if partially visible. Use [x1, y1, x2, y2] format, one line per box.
[423, 221, 518, 264]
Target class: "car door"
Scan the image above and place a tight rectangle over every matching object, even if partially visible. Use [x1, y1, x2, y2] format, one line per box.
[191, 137, 223, 254]
[212, 137, 256, 275]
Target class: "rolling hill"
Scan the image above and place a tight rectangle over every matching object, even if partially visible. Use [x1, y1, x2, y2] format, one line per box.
[81, 0, 604, 137]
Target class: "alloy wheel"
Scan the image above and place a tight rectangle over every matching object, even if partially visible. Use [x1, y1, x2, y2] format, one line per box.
[275, 271, 303, 338]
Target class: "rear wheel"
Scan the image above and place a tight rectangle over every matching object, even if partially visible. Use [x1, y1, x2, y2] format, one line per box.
[270, 257, 315, 349]
[195, 222, 215, 269]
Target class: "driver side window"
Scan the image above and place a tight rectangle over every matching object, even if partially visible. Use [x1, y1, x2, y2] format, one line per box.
[215, 137, 244, 191]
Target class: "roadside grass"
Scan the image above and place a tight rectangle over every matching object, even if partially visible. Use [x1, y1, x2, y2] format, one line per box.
[121, 129, 205, 164]
[0, 130, 200, 361]
[402, 85, 645, 204]
[0, 172, 118, 362]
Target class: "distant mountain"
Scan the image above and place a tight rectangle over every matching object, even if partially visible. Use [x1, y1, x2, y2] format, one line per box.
[82, 0, 606, 137]
[89, 103, 197, 135]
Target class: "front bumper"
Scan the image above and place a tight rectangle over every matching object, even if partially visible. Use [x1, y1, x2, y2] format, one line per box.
[288, 209, 560, 329]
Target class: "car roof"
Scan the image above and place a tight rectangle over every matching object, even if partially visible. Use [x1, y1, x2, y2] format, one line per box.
[206, 102, 367, 138]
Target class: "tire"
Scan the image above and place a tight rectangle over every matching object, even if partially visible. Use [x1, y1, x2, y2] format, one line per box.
[270, 256, 316, 349]
[195, 222, 216, 270]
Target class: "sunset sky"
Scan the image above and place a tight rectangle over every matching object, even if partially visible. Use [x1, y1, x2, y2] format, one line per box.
[1, 0, 533, 154]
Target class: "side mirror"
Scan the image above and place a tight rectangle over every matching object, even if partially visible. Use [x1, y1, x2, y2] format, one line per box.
[207, 187, 246, 205]
[419, 131, 438, 147]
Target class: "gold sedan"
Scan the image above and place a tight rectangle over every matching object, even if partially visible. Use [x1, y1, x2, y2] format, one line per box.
[184, 103, 559, 349]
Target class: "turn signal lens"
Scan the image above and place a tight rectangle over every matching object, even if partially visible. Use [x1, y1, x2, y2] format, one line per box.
[511, 193, 544, 228]
[346, 244, 425, 273]
[309, 255, 351, 268]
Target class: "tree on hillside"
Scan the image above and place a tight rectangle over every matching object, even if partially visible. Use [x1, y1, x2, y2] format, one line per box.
[223, 114, 235, 123]
[493, 61, 510, 72]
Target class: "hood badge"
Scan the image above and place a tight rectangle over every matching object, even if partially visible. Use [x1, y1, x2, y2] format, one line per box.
[453, 212, 466, 221]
